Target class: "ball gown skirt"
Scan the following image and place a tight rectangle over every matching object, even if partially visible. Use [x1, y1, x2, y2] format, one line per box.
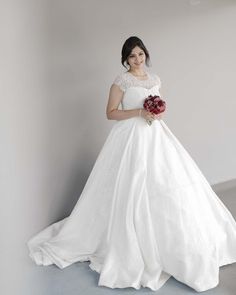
[27, 85, 236, 292]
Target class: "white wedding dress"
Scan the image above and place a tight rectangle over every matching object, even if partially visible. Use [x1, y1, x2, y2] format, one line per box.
[27, 71, 236, 292]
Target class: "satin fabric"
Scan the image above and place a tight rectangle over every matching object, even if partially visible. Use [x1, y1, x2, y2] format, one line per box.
[27, 85, 236, 292]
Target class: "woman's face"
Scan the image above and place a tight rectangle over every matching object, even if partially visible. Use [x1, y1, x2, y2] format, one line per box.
[127, 46, 146, 70]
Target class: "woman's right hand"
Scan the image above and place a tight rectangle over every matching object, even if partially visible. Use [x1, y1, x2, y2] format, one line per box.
[140, 109, 155, 121]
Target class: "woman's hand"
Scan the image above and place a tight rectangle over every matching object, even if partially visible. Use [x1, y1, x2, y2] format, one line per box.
[140, 109, 164, 121]
[140, 109, 156, 121]
[153, 113, 163, 120]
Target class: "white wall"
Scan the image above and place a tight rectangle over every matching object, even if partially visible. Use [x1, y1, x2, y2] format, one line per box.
[1, 0, 236, 294]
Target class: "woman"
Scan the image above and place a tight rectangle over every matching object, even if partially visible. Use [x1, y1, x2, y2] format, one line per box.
[27, 36, 236, 292]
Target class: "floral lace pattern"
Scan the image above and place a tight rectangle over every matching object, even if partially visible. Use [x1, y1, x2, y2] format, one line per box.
[113, 71, 161, 92]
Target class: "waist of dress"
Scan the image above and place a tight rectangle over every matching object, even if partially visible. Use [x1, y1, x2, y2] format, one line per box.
[114, 116, 161, 127]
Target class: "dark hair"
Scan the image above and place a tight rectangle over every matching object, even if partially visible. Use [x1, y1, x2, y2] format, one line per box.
[121, 36, 151, 69]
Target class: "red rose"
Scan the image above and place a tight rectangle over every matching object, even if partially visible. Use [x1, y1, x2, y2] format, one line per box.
[143, 95, 166, 125]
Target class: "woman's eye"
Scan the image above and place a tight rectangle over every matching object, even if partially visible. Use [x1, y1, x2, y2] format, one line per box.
[130, 53, 143, 58]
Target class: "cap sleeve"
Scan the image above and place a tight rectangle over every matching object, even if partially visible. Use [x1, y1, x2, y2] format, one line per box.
[113, 74, 126, 92]
[153, 73, 161, 89]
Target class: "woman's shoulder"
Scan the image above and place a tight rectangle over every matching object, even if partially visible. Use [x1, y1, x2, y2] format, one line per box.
[148, 71, 161, 87]
[113, 71, 129, 82]
[112, 71, 130, 91]
[148, 71, 161, 81]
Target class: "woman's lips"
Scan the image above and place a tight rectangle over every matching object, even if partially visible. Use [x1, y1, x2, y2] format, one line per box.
[135, 61, 143, 65]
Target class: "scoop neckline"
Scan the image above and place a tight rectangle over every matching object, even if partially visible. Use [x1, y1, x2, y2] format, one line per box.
[126, 71, 150, 81]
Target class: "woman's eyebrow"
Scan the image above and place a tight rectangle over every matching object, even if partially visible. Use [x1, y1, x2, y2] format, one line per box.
[130, 51, 144, 55]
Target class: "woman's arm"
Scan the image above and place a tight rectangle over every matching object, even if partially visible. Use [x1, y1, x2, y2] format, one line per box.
[106, 84, 141, 121]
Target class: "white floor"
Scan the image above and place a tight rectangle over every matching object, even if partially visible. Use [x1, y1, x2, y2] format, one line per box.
[23, 186, 236, 295]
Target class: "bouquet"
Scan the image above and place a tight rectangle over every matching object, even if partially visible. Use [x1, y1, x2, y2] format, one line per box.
[143, 95, 166, 125]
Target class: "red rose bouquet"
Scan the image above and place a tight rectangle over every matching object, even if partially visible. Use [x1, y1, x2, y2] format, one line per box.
[143, 95, 166, 125]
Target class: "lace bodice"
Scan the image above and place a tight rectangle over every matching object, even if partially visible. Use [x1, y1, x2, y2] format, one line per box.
[112, 71, 161, 92]
[112, 71, 162, 111]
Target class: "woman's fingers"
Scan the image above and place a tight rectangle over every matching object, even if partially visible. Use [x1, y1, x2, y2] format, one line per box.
[147, 112, 163, 120]
[154, 113, 162, 120]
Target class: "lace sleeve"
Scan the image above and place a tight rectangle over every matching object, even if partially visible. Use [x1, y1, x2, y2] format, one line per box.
[153, 74, 161, 89]
[113, 74, 126, 92]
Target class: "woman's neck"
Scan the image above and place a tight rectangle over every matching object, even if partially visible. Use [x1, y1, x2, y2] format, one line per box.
[128, 69, 147, 76]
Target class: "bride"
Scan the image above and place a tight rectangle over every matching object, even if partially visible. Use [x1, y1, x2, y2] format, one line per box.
[27, 36, 236, 292]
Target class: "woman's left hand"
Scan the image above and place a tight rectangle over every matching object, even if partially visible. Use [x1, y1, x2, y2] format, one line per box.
[154, 113, 163, 120]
